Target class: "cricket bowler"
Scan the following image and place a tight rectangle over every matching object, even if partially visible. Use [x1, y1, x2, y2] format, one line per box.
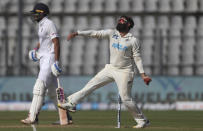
[21, 3, 72, 124]
[58, 15, 152, 128]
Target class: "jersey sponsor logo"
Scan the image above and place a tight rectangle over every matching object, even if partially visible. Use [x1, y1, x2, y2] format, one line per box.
[112, 34, 119, 39]
[112, 43, 127, 51]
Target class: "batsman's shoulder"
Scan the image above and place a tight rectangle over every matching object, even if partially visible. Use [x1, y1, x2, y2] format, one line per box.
[45, 18, 52, 24]
[46, 19, 57, 28]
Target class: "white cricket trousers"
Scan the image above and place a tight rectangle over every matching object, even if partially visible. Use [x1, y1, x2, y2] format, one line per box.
[68, 64, 146, 120]
[29, 54, 58, 121]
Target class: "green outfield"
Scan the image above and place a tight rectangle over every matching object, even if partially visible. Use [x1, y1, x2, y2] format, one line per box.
[0, 110, 203, 131]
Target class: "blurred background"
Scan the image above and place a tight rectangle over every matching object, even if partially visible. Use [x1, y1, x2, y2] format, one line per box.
[0, 0, 203, 111]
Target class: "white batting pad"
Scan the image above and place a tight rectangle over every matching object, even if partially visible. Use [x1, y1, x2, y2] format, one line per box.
[29, 79, 46, 122]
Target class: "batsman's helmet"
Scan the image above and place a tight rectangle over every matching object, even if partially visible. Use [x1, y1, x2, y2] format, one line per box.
[30, 3, 49, 22]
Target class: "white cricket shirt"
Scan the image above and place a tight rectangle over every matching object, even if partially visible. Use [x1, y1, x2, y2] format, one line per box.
[77, 29, 145, 73]
[38, 17, 59, 56]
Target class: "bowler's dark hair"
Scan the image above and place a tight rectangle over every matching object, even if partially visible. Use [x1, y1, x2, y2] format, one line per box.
[120, 15, 134, 29]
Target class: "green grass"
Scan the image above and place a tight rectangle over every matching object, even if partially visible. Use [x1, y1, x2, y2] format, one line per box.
[0, 110, 203, 131]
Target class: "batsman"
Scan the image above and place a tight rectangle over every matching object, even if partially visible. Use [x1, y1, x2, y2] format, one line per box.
[21, 3, 72, 125]
[59, 15, 152, 128]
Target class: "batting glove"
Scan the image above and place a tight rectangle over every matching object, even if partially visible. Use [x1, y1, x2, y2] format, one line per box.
[28, 49, 39, 62]
[51, 61, 62, 77]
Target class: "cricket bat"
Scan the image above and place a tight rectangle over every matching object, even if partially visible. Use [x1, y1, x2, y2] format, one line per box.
[56, 77, 68, 125]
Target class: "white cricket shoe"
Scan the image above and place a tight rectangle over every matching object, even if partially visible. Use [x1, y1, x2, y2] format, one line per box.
[133, 119, 150, 128]
[21, 117, 38, 125]
[21, 114, 38, 125]
[58, 102, 76, 113]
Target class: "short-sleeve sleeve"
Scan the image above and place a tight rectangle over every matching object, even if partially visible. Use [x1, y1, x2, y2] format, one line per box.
[48, 22, 59, 40]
